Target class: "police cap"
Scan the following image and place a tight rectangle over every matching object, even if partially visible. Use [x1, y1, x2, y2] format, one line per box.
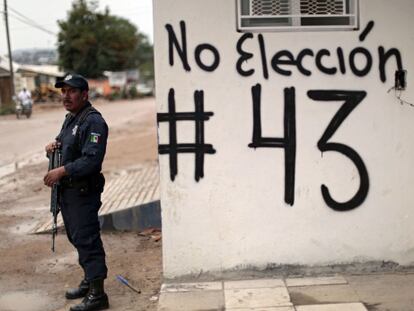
[55, 74, 89, 91]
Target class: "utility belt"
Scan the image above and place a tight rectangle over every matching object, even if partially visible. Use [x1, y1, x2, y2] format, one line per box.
[60, 173, 105, 195]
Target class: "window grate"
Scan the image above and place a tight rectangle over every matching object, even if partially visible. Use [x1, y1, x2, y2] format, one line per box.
[238, 0, 359, 31]
[300, 0, 345, 15]
[251, 0, 291, 16]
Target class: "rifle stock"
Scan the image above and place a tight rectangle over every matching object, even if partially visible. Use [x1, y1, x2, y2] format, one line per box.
[48, 145, 62, 252]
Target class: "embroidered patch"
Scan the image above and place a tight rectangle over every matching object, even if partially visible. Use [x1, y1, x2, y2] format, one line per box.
[90, 132, 101, 143]
[72, 125, 78, 136]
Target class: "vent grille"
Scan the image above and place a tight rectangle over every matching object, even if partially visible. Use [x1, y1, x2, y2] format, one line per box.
[301, 0, 345, 15]
[252, 0, 291, 16]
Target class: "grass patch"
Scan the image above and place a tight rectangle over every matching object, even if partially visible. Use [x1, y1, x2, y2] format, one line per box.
[0, 105, 15, 115]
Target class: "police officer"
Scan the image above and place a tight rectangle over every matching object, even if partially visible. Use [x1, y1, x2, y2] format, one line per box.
[44, 74, 109, 311]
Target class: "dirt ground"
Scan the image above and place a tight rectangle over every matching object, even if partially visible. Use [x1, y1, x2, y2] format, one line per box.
[0, 99, 162, 311]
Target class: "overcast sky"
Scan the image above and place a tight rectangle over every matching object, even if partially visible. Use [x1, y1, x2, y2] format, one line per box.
[0, 0, 153, 55]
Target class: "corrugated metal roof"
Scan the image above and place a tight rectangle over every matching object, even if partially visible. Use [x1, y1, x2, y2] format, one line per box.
[0, 55, 64, 78]
[17, 64, 64, 77]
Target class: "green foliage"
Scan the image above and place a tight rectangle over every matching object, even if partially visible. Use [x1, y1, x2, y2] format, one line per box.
[128, 86, 138, 98]
[135, 33, 154, 82]
[108, 90, 121, 101]
[57, 0, 153, 79]
[0, 105, 16, 115]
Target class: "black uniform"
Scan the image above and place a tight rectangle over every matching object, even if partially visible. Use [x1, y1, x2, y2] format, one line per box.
[57, 101, 108, 282]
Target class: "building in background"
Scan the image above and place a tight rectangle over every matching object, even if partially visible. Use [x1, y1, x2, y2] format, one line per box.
[0, 61, 13, 107]
[16, 65, 64, 102]
[154, 0, 414, 278]
[0, 55, 64, 105]
[105, 70, 154, 97]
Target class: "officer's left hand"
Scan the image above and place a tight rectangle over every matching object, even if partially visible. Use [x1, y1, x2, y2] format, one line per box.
[44, 166, 67, 187]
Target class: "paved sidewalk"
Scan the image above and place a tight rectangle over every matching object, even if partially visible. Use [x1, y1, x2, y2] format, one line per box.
[33, 162, 160, 233]
[157, 273, 414, 311]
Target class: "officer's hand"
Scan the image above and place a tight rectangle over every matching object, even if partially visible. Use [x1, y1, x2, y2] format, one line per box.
[45, 141, 59, 154]
[44, 166, 67, 187]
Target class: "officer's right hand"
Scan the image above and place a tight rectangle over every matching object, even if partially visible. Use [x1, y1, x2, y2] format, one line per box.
[44, 166, 67, 187]
[45, 141, 58, 154]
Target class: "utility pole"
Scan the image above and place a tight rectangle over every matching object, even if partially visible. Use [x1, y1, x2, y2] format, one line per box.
[4, 0, 15, 99]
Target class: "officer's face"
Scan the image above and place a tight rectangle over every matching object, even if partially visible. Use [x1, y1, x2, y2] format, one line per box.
[61, 86, 88, 114]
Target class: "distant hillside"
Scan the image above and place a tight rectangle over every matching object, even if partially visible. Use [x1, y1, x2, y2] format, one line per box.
[13, 49, 58, 65]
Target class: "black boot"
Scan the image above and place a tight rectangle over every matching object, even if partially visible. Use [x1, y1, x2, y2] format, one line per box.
[66, 279, 90, 299]
[70, 279, 109, 311]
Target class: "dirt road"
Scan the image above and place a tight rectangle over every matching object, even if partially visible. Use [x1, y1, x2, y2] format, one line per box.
[0, 98, 158, 170]
[0, 98, 162, 311]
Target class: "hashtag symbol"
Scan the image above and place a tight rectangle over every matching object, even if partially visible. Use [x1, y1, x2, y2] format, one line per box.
[157, 88, 216, 181]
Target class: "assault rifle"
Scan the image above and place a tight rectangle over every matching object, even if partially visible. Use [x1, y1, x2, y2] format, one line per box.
[48, 144, 62, 252]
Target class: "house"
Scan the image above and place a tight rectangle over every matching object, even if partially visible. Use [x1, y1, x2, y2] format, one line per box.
[103, 70, 141, 96]
[15, 64, 65, 93]
[88, 79, 112, 97]
[0, 56, 65, 105]
[0, 56, 14, 107]
[154, 0, 414, 278]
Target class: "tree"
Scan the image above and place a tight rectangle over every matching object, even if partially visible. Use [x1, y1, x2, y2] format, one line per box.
[134, 32, 154, 82]
[57, 0, 153, 79]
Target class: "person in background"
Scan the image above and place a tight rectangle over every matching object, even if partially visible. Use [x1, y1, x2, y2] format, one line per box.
[18, 87, 32, 104]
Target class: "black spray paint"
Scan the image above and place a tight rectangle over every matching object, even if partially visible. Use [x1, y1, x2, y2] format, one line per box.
[248, 84, 296, 206]
[246, 86, 369, 210]
[258, 34, 269, 79]
[378, 46, 403, 83]
[359, 21, 375, 42]
[160, 21, 394, 211]
[157, 86, 370, 210]
[165, 21, 191, 71]
[307, 90, 369, 211]
[315, 49, 337, 75]
[194, 44, 220, 72]
[166, 21, 220, 73]
[236, 35, 403, 81]
[157, 89, 216, 181]
[236, 33, 255, 77]
[165, 20, 404, 82]
[349, 47, 373, 77]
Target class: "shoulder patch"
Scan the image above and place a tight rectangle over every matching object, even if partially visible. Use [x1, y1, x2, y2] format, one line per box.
[90, 132, 101, 143]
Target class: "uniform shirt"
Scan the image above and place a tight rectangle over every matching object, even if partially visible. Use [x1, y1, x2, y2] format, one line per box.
[57, 102, 108, 178]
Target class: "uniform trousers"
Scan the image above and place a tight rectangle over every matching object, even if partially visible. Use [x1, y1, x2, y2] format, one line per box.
[61, 187, 107, 281]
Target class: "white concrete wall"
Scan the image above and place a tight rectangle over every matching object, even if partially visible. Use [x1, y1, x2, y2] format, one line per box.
[154, 0, 414, 278]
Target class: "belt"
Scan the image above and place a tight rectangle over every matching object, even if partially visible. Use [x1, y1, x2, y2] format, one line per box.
[60, 177, 89, 189]
[60, 173, 104, 190]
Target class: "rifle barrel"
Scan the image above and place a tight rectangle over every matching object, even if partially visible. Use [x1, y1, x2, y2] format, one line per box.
[49, 146, 61, 253]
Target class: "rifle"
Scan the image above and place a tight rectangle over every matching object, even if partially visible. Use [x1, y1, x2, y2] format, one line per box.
[48, 144, 62, 252]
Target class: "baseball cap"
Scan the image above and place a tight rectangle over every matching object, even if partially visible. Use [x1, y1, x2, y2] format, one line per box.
[55, 73, 89, 91]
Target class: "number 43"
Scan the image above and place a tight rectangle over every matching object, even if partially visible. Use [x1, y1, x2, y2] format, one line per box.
[249, 84, 369, 211]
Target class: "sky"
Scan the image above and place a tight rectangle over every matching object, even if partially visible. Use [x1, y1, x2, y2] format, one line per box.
[0, 0, 153, 55]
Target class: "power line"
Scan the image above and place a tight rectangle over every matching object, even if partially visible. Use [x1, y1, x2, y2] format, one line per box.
[8, 6, 56, 35]
[7, 5, 56, 36]
[8, 13, 56, 35]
